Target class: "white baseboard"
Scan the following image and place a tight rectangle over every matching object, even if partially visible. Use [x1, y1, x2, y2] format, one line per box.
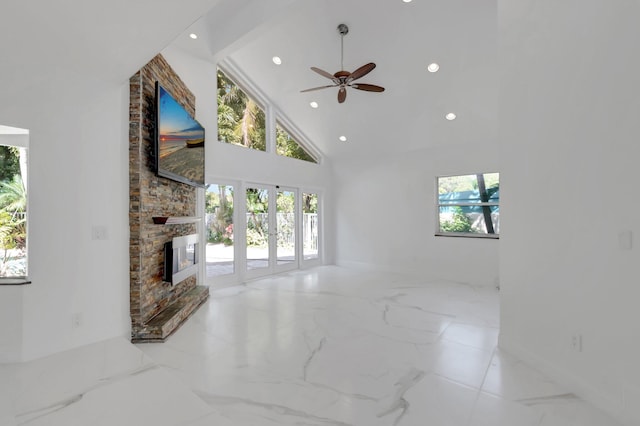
[334, 260, 498, 287]
[499, 333, 639, 426]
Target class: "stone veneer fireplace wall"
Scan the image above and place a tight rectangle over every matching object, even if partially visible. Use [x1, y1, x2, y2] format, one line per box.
[129, 54, 208, 342]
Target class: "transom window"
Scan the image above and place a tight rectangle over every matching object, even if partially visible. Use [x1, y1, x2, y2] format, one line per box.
[217, 66, 320, 164]
[217, 68, 266, 151]
[436, 173, 499, 238]
[276, 121, 317, 163]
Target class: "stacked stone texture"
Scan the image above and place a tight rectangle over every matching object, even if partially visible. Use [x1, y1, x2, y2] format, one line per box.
[129, 54, 208, 342]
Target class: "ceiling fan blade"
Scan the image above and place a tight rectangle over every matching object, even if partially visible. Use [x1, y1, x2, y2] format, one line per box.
[348, 62, 376, 82]
[311, 67, 337, 81]
[352, 83, 385, 93]
[338, 87, 347, 103]
[300, 84, 336, 93]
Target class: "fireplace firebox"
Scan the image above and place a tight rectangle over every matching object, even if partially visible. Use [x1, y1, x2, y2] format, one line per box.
[163, 233, 199, 285]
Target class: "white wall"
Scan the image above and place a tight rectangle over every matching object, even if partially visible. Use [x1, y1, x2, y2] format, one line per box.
[333, 144, 500, 287]
[499, 1, 640, 424]
[0, 286, 23, 362]
[0, 82, 131, 362]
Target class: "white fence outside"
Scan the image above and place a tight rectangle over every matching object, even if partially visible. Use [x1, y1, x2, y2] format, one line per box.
[205, 213, 318, 250]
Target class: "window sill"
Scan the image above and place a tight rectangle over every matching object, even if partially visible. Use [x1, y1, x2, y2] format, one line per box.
[435, 233, 499, 240]
[0, 278, 32, 286]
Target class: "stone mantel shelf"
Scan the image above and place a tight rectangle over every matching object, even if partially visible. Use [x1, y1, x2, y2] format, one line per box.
[152, 216, 201, 225]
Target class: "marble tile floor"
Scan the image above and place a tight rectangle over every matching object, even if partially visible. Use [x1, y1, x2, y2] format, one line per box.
[0, 266, 624, 425]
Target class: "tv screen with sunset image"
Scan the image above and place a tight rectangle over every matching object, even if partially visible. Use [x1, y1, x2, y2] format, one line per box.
[155, 82, 205, 187]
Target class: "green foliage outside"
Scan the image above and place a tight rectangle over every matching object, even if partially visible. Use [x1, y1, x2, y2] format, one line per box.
[0, 147, 27, 276]
[276, 124, 316, 163]
[217, 69, 317, 163]
[303, 193, 318, 214]
[438, 173, 499, 194]
[276, 191, 295, 249]
[246, 188, 268, 247]
[0, 146, 21, 182]
[206, 185, 234, 245]
[246, 227, 266, 247]
[207, 187, 317, 249]
[217, 69, 266, 151]
[440, 206, 474, 233]
[243, 190, 298, 248]
[276, 191, 294, 213]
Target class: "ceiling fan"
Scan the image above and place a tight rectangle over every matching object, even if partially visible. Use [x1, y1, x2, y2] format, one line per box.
[301, 24, 385, 104]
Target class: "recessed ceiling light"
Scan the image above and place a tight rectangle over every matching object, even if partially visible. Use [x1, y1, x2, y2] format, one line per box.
[189, 33, 198, 40]
[339, 135, 347, 142]
[445, 113, 457, 121]
[272, 56, 282, 65]
[310, 101, 319, 109]
[403, 0, 413, 3]
[427, 63, 440, 73]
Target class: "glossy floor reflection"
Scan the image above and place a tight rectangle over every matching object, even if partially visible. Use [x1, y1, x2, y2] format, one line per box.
[2, 266, 624, 425]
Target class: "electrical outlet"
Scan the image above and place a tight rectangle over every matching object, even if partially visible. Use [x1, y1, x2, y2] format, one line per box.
[72, 312, 83, 329]
[570, 334, 583, 352]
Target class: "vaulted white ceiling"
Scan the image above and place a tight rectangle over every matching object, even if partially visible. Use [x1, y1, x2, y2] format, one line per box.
[1, 0, 497, 161]
[171, 0, 498, 160]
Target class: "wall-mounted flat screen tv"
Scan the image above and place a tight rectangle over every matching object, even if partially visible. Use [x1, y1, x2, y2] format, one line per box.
[155, 82, 205, 187]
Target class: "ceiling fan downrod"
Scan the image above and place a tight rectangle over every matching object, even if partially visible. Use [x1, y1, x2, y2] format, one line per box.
[337, 24, 348, 71]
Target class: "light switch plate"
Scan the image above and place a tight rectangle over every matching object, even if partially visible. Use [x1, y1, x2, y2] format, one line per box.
[91, 226, 108, 240]
[618, 231, 632, 250]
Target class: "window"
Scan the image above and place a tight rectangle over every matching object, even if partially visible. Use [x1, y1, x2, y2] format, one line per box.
[276, 189, 296, 266]
[276, 122, 317, 163]
[246, 186, 269, 271]
[217, 66, 321, 163]
[436, 173, 499, 238]
[0, 125, 29, 282]
[205, 184, 234, 277]
[302, 193, 319, 260]
[217, 68, 266, 151]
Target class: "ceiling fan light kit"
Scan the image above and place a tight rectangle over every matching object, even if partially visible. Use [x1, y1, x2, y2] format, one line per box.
[301, 24, 385, 103]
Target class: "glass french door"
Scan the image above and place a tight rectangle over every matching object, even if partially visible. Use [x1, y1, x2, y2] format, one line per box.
[205, 182, 319, 285]
[245, 185, 298, 278]
[276, 189, 296, 267]
[246, 186, 270, 273]
[204, 183, 236, 286]
[302, 192, 319, 261]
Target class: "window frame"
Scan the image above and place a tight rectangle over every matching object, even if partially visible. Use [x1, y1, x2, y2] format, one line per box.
[435, 172, 499, 239]
[216, 66, 268, 152]
[0, 127, 30, 285]
[300, 191, 320, 263]
[275, 118, 319, 164]
[217, 61, 322, 164]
